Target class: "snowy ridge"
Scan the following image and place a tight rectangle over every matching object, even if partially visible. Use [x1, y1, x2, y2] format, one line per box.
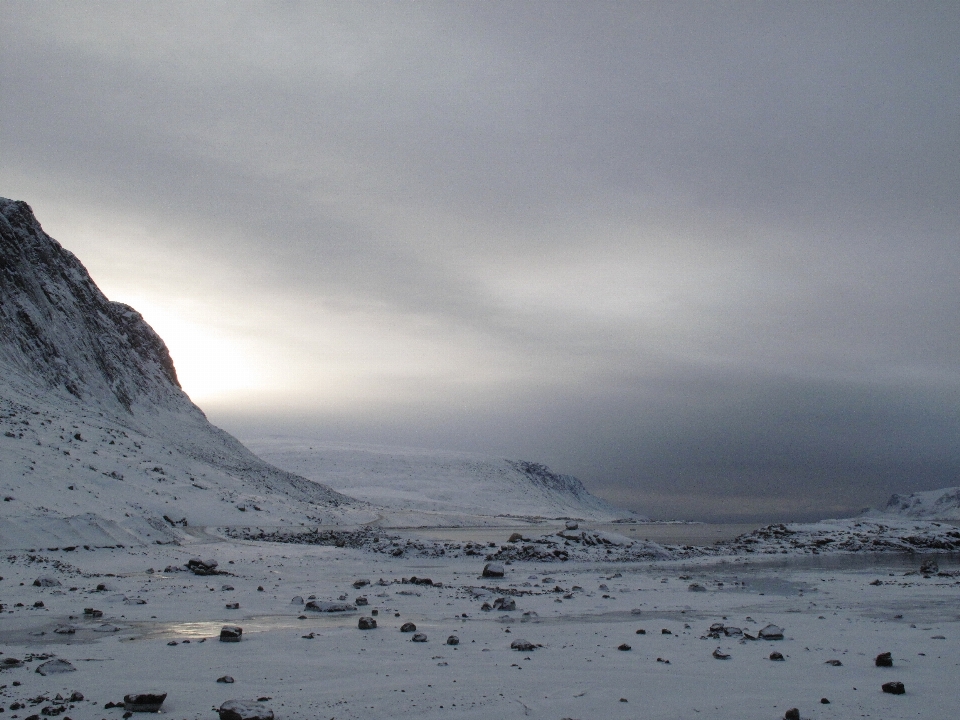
[0, 198, 367, 549]
[873, 486, 960, 521]
[244, 438, 639, 524]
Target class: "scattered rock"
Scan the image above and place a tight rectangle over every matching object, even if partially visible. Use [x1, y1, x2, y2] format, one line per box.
[635, 629, 646, 635]
[1, 657, 24, 669]
[290, 596, 304, 605]
[758, 624, 784, 640]
[35, 659, 75, 675]
[217, 676, 235, 684]
[493, 597, 516, 611]
[820, 698, 830, 704]
[784, 709, 799, 720]
[712, 648, 730, 659]
[411, 632, 428, 642]
[400, 622, 417, 633]
[358, 616, 377, 630]
[33, 576, 61, 587]
[882, 681, 905, 695]
[769, 652, 785, 661]
[824, 659, 842, 666]
[53, 624, 76, 635]
[83, 607, 103, 617]
[123, 693, 167, 712]
[221, 585, 235, 591]
[618, 643, 631, 651]
[352, 579, 370, 589]
[661, 629, 671, 635]
[304, 600, 356, 613]
[355, 596, 368, 606]
[186, 558, 219, 576]
[218, 699, 275, 720]
[482, 563, 505, 578]
[446, 635, 459, 645]
[510, 639, 537, 651]
[688, 583, 707, 592]
[225, 602, 240, 609]
[876, 651, 893, 667]
[220, 626, 243, 642]
[565, 520, 579, 530]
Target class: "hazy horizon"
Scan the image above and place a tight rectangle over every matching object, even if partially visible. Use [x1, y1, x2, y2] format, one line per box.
[2, 3, 958, 522]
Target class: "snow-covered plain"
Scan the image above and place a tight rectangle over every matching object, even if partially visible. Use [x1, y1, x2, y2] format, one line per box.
[3, 197, 959, 720]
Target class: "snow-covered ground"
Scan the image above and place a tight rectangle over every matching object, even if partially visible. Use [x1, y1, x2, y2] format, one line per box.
[1, 531, 957, 720]
[870, 486, 960, 521]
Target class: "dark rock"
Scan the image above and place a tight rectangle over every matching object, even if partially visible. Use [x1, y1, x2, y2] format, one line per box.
[769, 651, 785, 661]
[565, 520, 579, 530]
[411, 633, 428, 642]
[820, 698, 830, 704]
[758, 624, 784, 640]
[69, 692, 83, 702]
[123, 693, 166, 712]
[712, 648, 730, 659]
[510, 639, 537, 651]
[661, 629, 671, 635]
[688, 583, 707, 592]
[225, 602, 240, 609]
[355, 596, 368, 606]
[480, 602, 492, 611]
[400, 622, 417, 633]
[352, 579, 370, 589]
[882, 681, 905, 695]
[824, 659, 842, 666]
[217, 676, 235, 684]
[304, 600, 356, 613]
[221, 585, 235, 591]
[635, 629, 646, 634]
[1, 657, 24, 669]
[186, 558, 218, 576]
[784, 709, 799, 720]
[446, 635, 459, 645]
[618, 643, 631, 651]
[33, 577, 61, 587]
[358, 616, 377, 630]
[290, 596, 304, 605]
[219, 626, 242, 642]
[493, 597, 516, 611]
[83, 608, 103, 617]
[256, 586, 264, 592]
[482, 563, 505, 578]
[875, 651, 893, 667]
[218, 699, 274, 720]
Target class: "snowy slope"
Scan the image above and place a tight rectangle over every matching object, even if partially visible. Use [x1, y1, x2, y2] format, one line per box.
[873, 486, 960, 521]
[244, 437, 639, 523]
[0, 198, 367, 548]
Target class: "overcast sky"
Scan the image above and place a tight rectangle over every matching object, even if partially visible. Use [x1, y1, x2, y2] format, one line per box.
[3, 2, 958, 521]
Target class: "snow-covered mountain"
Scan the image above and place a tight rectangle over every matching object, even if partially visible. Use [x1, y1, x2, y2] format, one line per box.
[245, 437, 639, 524]
[875, 486, 960, 521]
[0, 198, 365, 549]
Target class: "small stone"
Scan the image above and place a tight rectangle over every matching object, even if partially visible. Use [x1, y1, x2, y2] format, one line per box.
[304, 600, 356, 613]
[482, 563, 505, 578]
[220, 626, 243, 642]
[820, 698, 830, 704]
[618, 643, 631, 651]
[358, 616, 377, 629]
[769, 651, 785, 661]
[882, 681, 905, 695]
[69, 692, 83, 702]
[355, 596, 368, 606]
[290, 596, 304, 605]
[411, 632, 428, 642]
[217, 676, 235, 684]
[661, 629, 671, 635]
[688, 583, 707, 592]
[83, 608, 103, 617]
[167, 640, 178, 646]
[565, 520, 579, 530]
[758, 624, 784, 640]
[218, 699, 274, 720]
[784, 709, 799, 720]
[446, 635, 459, 645]
[221, 585, 235, 591]
[635, 629, 646, 634]
[352, 579, 370, 589]
[875, 651, 893, 667]
[256, 586, 264, 592]
[225, 602, 240, 609]
[400, 622, 417, 633]
[712, 648, 730, 659]
[493, 597, 516, 611]
[123, 693, 166, 712]
[510, 639, 537, 651]
[33, 576, 61, 587]
[824, 659, 842, 666]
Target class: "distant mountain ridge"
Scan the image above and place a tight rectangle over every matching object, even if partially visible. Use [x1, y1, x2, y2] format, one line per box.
[245, 438, 640, 523]
[0, 197, 363, 548]
[877, 486, 960, 521]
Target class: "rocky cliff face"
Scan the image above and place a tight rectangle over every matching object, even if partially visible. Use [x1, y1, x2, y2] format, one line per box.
[0, 198, 363, 548]
[0, 198, 183, 412]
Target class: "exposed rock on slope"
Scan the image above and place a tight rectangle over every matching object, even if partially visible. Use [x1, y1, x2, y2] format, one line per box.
[876, 487, 960, 521]
[0, 198, 362, 548]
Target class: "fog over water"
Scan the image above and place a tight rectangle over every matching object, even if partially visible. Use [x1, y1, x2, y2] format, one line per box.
[2, 3, 958, 521]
